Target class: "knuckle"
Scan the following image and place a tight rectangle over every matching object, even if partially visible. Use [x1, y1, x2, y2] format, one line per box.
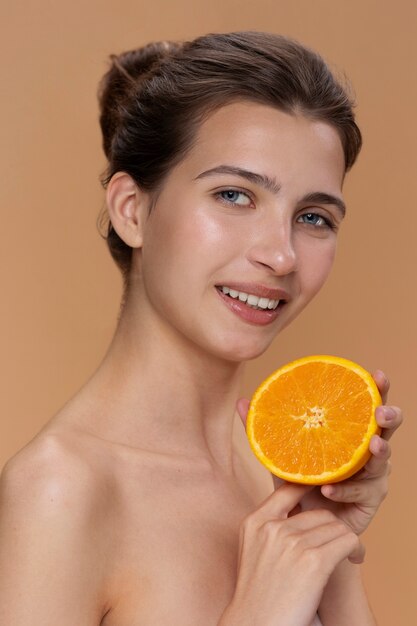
[349, 484, 363, 501]
[303, 547, 322, 573]
[284, 530, 302, 553]
[262, 519, 278, 539]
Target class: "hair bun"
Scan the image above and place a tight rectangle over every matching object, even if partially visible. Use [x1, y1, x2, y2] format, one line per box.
[98, 41, 181, 158]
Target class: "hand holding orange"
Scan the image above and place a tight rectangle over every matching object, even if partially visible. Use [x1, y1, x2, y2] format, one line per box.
[246, 355, 382, 485]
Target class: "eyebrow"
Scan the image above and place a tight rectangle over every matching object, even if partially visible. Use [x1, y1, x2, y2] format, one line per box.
[300, 192, 346, 218]
[194, 164, 346, 218]
[194, 165, 281, 195]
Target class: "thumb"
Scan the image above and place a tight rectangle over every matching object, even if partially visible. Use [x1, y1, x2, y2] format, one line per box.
[236, 398, 250, 427]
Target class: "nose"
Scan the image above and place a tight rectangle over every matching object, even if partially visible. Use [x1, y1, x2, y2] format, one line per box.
[246, 220, 298, 276]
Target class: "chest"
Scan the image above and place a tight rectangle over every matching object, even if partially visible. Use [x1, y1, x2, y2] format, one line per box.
[102, 469, 271, 626]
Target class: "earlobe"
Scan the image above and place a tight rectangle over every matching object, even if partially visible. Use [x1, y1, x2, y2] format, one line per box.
[106, 172, 147, 248]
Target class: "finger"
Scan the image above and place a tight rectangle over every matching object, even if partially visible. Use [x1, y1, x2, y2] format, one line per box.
[322, 532, 365, 565]
[236, 398, 250, 427]
[281, 508, 338, 530]
[360, 436, 392, 478]
[253, 482, 315, 523]
[372, 369, 390, 404]
[297, 519, 355, 548]
[369, 434, 391, 460]
[321, 476, 385, 506]
[375, 405, 403, 441]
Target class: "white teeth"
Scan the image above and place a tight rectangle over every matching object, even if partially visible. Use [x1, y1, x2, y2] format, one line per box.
[247, 294, 260, 306]
[258, 297, 269, 309]
[219, 286, 282, 311]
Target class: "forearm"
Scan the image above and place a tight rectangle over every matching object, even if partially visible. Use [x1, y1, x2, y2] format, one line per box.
[318, 559, 376, 625]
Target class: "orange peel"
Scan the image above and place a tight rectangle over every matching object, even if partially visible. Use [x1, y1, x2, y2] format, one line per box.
[246, 355, 382, 485]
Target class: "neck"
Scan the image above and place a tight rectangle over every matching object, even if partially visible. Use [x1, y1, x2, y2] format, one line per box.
[78, 280, 246, 470]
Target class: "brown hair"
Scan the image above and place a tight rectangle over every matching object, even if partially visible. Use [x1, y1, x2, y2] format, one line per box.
[97, 31, 362, 282]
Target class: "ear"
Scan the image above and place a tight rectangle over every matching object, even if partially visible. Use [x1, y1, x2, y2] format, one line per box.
[106, 172, 149, 248]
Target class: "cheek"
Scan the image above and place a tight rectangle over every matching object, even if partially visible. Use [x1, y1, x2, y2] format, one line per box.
[140, 206, 229, 309]
[157, 209, 236, 284]
[299, 239, 337, 296]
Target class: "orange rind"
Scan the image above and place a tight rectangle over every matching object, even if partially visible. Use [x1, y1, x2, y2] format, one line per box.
[246, 355, 382, 485]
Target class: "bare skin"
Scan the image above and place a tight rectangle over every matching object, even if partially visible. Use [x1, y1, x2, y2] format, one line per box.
[0, 102, 402, 625]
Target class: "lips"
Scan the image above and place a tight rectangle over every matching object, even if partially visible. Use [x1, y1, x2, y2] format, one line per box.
[215, 284, 288, 326]
[215, 281, 290, 301]
[218, 286, 280, 311]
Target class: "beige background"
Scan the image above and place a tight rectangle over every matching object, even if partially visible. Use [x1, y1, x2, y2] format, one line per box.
[1, 0, 415, 623]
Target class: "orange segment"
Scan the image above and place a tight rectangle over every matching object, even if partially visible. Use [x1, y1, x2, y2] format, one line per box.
[246, 355, 382, 484]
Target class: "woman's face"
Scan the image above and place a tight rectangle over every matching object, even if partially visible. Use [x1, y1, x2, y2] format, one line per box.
[136, 101, 346, 361]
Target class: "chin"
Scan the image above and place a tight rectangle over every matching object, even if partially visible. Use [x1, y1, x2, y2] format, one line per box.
[210, 334, 275, 363]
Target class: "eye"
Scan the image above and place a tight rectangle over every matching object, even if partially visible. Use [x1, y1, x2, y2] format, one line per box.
[215, 189, 253, 207]
[297, 212, 335, 230]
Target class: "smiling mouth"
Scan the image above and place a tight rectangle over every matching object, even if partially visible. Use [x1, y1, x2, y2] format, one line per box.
[215, 286, 287, 311]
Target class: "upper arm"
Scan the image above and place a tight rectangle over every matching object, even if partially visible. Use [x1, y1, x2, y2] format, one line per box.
[0, 437, 110, 625]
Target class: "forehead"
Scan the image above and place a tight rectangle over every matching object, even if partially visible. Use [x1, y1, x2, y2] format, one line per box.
[180, 101, 345, 189]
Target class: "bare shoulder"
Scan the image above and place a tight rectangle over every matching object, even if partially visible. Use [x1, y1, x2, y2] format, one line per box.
[2, 431, 102, 506]
[0, 433, 115, 625]
[0, 428, 120, 551]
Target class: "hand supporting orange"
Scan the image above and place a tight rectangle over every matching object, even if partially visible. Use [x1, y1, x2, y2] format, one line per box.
[239, 360, 403, 536]
[218, 483, 364, 626]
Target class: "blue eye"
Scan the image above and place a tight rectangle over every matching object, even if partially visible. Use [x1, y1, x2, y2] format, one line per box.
[216, 189, 252, 207]
[298, 212, 334, 229]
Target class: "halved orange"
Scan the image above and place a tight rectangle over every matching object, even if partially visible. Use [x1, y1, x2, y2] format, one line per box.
[246, 355, 382, 485]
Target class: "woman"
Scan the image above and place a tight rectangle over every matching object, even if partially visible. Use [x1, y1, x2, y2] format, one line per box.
[0, 32, 402, 625]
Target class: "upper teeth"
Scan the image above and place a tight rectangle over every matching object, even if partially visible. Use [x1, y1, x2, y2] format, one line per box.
[220, 286, 280, 310]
